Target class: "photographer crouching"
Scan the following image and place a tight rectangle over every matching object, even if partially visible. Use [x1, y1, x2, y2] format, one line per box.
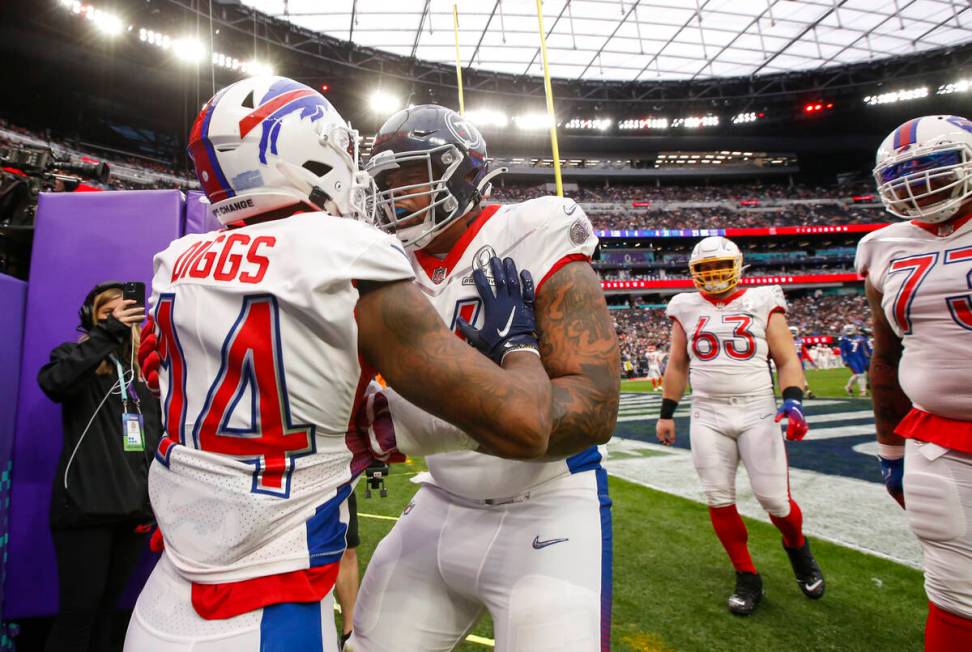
[37, 281, 162, 652]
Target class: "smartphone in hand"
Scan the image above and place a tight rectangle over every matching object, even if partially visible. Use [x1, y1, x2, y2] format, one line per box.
[122, 281, 146, 307]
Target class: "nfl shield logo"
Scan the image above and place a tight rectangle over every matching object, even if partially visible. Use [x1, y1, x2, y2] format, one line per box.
[432, 267, 447, 283]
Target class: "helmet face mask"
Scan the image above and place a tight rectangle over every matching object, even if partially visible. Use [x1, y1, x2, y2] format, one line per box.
[873, 116, 972, 225]
[689, 236, 743, 295]
[369, 144, 466, 248]
[365, 105, 504, 250]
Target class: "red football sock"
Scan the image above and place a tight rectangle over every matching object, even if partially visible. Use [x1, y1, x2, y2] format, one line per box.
[769, 498, 806, 549]
[926, 601, 972, 651]
[708, 505, 757, 574]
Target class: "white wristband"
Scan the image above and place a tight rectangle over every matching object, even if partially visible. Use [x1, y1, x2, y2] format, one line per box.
[877, 443, 905, 460]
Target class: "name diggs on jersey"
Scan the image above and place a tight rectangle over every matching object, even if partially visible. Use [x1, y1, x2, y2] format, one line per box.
[170, 233, 275, 284]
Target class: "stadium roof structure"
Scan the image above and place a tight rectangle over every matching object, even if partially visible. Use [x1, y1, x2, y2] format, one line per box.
[241, 0, 971, 82]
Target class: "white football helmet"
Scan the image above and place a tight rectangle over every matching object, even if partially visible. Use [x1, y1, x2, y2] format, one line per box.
[187, 76, 375, 224]
[689, 236, 743, 294]
[842, 324, 857, 336]
[873, 115, 972, 224]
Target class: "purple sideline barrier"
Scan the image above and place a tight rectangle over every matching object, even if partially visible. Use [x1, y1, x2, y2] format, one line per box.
[4, 190, 183, 618]
[0, 274, 27, 620]
[185, 190, 221, 235]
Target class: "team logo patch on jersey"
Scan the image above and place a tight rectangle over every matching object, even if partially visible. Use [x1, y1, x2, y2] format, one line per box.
[432, 267, 447, 283]
[569, 218, 592, 245]
[462, 245, 499, 286]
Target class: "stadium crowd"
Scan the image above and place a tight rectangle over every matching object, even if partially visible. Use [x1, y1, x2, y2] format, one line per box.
[491, 180, 875, 203]
[586, 205, 885, 231]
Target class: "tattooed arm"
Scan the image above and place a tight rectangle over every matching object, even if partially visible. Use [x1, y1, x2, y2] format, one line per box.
[356, 278, 553, 459]
[534, 261, 620, 459]
[865, 278, 910, 445]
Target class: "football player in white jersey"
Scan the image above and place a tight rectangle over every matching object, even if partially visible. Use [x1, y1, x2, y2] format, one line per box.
[124, 78, 559, 652]
[856, 115, 972, 651]
[655, 236, 824, 616]
[347, 104, 620, 652]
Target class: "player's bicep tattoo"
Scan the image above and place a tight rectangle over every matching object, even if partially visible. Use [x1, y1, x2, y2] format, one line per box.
[535, 261, 620, 444]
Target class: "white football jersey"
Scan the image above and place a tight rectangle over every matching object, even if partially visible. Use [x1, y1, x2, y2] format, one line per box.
[855, 216, 972, 420]
[147, 212, 414, 586]
[409, 196, 601, 499]
[666, 286, 787, 399]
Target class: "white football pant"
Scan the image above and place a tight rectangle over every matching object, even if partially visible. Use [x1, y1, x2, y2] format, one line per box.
[904, 439, 972, 619]
[690, 395, 791, 517]
[124, 555, 339, 652]
[347, 470, 612, 652]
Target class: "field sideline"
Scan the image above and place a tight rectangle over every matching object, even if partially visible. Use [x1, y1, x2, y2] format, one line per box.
[351, 368, 927, 651]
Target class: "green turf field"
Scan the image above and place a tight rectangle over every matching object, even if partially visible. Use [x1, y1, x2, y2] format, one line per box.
[349, 453, 926, 652]
[622, 367, 866, 400]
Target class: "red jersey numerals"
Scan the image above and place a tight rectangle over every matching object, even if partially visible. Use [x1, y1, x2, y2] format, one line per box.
[450, 298, 482, 340]
[888, 246, 972, 334]
[691, 314, 757, 361]
[155, 294, 315, 497]
[945, 246, 972, 331]
[154, 294, 188, 446]
[888, 253, 937, 335]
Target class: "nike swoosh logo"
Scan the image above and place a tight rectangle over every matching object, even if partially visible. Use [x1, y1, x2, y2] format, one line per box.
[760, 413, 774, 420]
[497, 309, 516, 337]
[532, 536, 569, 549]
[805, 579, 823, 591]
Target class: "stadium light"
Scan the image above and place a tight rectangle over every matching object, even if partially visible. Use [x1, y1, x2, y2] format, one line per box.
[565, 118, 612, 131]
[618, 118, 669, 130]
[938, 79, 972, 95]
[370, 90, 401, 115]
[173, 37, 207, 64]
[731, 112, 763, 125]
[673, 115, 719, 128]
[91, 10, 122, 36]
[464, 109, 509, 128]
[513, 113, 554, 130]
[241, 60, 274, 76]
[864, 87, 928, 105]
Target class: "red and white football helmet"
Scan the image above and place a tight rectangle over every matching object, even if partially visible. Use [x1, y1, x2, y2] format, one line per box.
[874, 115, 972, 224]
[188, 76, 375, 224]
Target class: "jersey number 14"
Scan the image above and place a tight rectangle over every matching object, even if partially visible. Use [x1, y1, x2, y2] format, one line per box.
[154, 294, 315, 498]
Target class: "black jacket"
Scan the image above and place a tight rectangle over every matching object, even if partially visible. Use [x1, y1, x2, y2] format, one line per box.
[38, 315, 162, 529]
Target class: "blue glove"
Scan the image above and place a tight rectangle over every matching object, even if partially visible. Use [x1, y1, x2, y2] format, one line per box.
[879, 456, 905, 508]
[456, 257, 539, 365]
[775, 399, 808, 441]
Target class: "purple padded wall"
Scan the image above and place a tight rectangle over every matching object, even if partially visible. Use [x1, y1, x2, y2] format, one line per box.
[184, 190, 221, 235]
[4, 190, 183, 618]
[0, 274, 27, 619]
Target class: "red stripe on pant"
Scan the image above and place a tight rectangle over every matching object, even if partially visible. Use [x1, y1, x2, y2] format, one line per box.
[708, 505, 756, 574]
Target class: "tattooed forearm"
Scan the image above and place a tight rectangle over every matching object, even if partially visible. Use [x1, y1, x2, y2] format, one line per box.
[534, 261, 620, 458]
[357, 279, 552, 459]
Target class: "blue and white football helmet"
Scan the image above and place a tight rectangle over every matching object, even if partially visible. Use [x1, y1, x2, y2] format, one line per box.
[874, 115, 972, 224]
[187, 76, 375, 224]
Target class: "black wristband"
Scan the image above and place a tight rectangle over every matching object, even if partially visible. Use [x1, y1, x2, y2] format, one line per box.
[660, 398, 679, 419]
[782, 386, 804, 402]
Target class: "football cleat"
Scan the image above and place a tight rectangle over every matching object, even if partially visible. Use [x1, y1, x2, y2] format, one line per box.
[784, 539, 825, 599]
[727, 571, 763, 616]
